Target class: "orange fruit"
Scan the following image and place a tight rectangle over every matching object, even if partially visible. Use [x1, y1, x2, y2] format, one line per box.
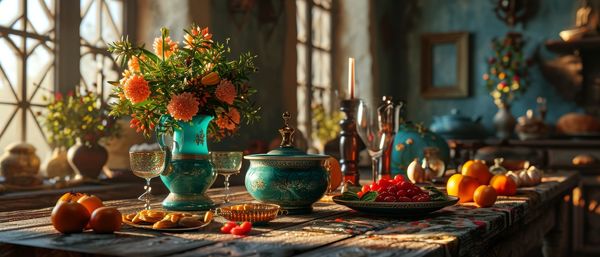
[446, 174, 481, 203]
[89, 207, 122, 233]
[325, 157, 342, 193]
[473, 185, 497, 207]
[51, 201, 90, 234]
[77, 194, 104, 215]
[490, 174, 517, 196]
[56, 192, 86, 206]
[461, 160, 492, 185]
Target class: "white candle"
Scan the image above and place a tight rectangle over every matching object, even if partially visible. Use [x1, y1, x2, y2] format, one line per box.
[348, 57, 355, 99]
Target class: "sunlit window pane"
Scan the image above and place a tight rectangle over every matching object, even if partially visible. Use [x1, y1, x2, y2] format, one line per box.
[0, 109, 21, 158]
[0, 0, 57, 158]
[312, 7, 330, 50]
[27, 0, 54, 34]
[296, 0, 307, 43]
[297, 43, 307, 84]
[80, 0, 123, 100]
[0, 38, 20, 102]
[311, 49, 331, 87]
[296, 84, 308, 136]
[27, 41, 55, 104]
[0, 0, 21, 27]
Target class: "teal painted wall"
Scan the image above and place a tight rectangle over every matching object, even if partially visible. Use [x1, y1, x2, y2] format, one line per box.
[209, 0, 288, 149]
[376, 0, 583, 134]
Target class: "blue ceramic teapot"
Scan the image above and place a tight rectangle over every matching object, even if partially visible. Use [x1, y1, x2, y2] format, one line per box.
[429, 109, 486, 140]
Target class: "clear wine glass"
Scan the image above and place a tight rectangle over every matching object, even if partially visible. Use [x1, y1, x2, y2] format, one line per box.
[356, 100, 392, 183]
[210, 151, 243, 203]
[129, 150, 166, 210]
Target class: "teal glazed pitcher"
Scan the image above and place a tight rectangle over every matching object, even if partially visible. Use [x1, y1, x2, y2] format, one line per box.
[157, 114, 217, 211]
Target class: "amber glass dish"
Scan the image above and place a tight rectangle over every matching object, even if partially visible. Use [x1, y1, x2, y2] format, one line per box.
[216, 203, 283, 224]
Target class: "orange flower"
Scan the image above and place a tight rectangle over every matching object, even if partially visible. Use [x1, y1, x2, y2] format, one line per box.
[124, 75, 150, 104]
[229, 108, 241, 124]
[167, 92, 199, 121]
[119, 69, 133, 86]
[128, 56, 141, 72]
[215, 79, 236, 105]
[215, 108, 240, 131]
[153, 36, 178, 59]
[184, 26, 212, 50]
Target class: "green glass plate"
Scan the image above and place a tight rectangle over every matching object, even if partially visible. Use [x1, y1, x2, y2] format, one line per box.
[332, 195, 459, 216]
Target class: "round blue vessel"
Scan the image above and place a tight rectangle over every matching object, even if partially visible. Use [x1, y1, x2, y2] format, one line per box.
[244, 112, 329, 214]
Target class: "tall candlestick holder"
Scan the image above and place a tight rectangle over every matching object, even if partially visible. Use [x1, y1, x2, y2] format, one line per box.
[339, 99, 361, 186]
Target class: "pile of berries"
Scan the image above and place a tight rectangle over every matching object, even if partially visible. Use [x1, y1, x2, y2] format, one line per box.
[220, 221, 252, 236]
[359, 175, 432, 202]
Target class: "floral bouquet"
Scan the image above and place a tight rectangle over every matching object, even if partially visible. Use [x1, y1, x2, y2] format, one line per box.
[483, 32, 532, 106]
[108, 25, 259, 141]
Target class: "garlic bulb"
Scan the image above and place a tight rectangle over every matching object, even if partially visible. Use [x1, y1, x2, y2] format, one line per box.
[407, 158, 426, 183]
[506, 170, 521, 187]
[519, 170, 534, 187]
[526, 166, 542, 185]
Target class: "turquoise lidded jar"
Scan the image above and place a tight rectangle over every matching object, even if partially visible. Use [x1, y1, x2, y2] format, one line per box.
[157, 114, 217, 211]
[244, 112, 329, 214]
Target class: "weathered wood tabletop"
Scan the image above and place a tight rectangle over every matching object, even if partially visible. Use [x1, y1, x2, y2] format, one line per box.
[0, 171, 578, 257]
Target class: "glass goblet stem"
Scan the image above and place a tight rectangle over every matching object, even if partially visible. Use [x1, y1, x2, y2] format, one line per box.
[371, 156, 380, 183]
[144, 178, 152, 210]
[224, 174, 231, 203]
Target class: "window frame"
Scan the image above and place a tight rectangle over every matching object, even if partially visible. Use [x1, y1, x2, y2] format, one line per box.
[0, 0, 132, 154]
[296, 0, 335, 148]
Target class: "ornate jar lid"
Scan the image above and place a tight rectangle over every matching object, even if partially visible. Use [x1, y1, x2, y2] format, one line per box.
[244, 112, 329, 161]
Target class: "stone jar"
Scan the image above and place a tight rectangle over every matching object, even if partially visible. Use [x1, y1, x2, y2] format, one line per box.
[67, 139, 108, 180]
[0, 142, 42, 186]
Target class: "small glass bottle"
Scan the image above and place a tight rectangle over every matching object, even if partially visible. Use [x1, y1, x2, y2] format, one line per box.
[489, 158, 507, 175]
[421, 147, 446, 178]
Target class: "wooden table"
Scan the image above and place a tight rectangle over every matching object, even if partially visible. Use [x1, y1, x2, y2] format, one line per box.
[0, 172, 578, 257]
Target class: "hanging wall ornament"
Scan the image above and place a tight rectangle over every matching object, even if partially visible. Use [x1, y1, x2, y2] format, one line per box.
[494, 0, 538, 27]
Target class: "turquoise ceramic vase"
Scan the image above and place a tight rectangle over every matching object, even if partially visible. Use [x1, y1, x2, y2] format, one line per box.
[391, 122, 450, 177]
[157, 114, 217, 211]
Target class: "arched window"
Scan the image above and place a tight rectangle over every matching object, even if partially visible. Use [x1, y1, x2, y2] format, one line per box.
[0, 0, 130, 158]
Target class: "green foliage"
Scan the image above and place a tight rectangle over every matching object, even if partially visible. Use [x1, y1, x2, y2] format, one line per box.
[424, 186, 448, 201]
[483, 32, 532, 105]
[311, 103, 343, 146]
[39, 88, 117, 148]
[338, 191, 378, 202]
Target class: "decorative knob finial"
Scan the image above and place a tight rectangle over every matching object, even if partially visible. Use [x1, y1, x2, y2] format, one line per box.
[279, 112, 295, 147]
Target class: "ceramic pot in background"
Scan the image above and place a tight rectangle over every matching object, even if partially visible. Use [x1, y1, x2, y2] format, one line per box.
[0, 142, 42, 186]
[43, 147, 75, 179]
[103, 119, 149, 179]
[493, 102, 516, 140]
[67, 140, 108, 180]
